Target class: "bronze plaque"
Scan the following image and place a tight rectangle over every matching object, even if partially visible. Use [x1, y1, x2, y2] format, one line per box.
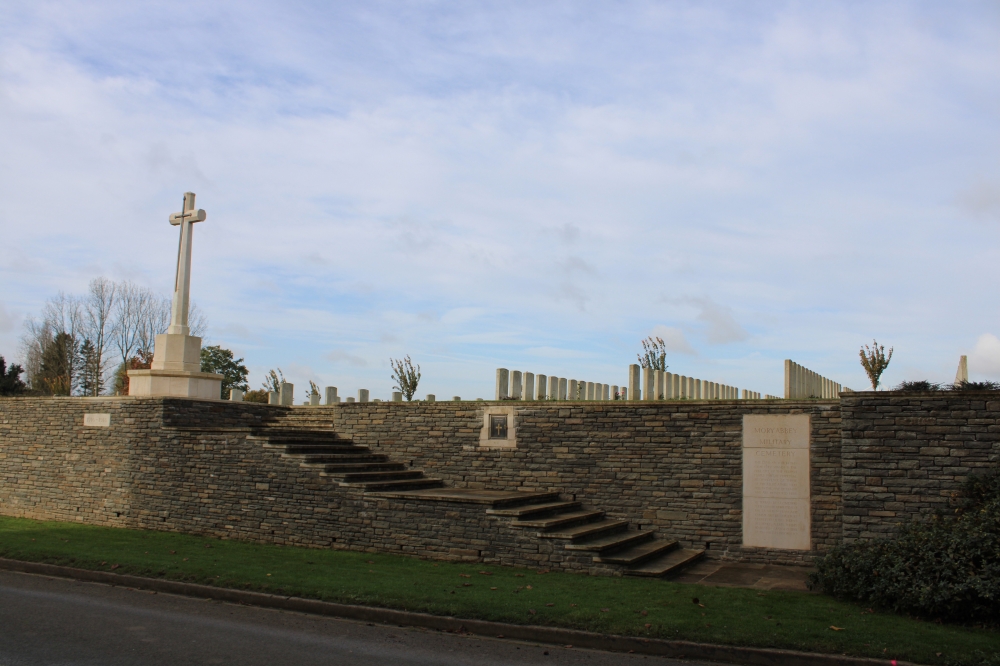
[489, 414, 508, 439]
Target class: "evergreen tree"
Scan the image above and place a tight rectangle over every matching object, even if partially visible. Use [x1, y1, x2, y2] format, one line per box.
[0, 356, 27, 396]
[35, 331, 75, 395]
[76, 339, 102, 396]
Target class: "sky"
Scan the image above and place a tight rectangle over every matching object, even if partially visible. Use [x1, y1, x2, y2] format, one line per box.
[1, 1, 999, 400]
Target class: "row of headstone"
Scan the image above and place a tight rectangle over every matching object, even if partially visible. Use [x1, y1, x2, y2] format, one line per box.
[783, 360, 842, 399]
[627, 364, 757, 401]
[495, 368, 624, 401]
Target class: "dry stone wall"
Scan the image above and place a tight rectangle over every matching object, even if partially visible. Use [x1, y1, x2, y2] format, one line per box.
[280, 399, 844, 564]
[1, 392, 996, 569]
[840, 391, 1000, 542]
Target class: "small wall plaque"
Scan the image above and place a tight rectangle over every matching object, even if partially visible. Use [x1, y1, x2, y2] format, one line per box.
[479, 406, 516, 448]
[489, 414, 508, 439]
[83, 413, 111, 427]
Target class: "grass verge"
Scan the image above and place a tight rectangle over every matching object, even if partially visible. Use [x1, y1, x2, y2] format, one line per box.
[0, 516, 996, 665]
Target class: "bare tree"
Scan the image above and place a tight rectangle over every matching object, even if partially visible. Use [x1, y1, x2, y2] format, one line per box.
[19, 293, 83, 392]
[81, 277, 116, 396]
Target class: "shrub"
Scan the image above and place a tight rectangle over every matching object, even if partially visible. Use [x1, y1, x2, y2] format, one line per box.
[894, 380, 943, 391]
[950, 380, 1000, 391]
[243, 389, 269, 403]
[811, 467, 1000, 624]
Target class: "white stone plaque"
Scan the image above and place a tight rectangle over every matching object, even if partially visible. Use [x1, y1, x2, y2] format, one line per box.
[83, 413, 111, 427]
[742, 414, 810, 550]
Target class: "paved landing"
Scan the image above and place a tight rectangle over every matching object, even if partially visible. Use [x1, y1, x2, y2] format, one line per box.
[670, 561, 815, 591]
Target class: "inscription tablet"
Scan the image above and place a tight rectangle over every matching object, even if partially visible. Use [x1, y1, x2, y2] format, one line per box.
[83, 413, 111, 427]
[742, 414, 810, 550]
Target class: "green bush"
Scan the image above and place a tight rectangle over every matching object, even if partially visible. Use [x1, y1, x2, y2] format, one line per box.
[812, 468, 1000, 624]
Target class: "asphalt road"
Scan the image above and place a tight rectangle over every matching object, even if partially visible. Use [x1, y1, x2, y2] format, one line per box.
[0, 570, 721, 666]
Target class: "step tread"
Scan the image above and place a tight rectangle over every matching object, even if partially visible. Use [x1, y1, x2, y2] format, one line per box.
[323, 470, 423, 481]
[343, 478, 445, 491]
[564, 529, 654, 552]
[626, 548, 705, 577]
[516, 510, 604, 529]
[538, 519, 628, 541]
[486, 500, 581, 517]
[302, 462, 404, 471]
[596, 539, 677, 564]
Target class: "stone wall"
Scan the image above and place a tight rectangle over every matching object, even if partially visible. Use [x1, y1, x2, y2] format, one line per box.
[840, 391, 1000, 542]
[285, 400, 843, 564]
[2, 392, 995, 570]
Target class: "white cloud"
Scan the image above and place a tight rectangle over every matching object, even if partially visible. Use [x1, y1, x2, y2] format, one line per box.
[326, 349, 368, 367]
[0, 302, 18, 333]
[956, 182, 1000, 222]
[1, 2, 998, 398]
[650, 325, 696, 356]
[970, 334, 1000, 378]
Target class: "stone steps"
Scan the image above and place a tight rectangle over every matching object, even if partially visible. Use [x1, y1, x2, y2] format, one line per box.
[625, 548, 705, 577]
[564, 529, 654, 554]
[289, 454, 391, 464]
[596, 538, 677, 565]
[516, 509, 605, 530]
[539, 518, 629, 542]
[303, 462, 404, 473]
[323, 469, 425, 483]
[486, 500, 582, 519]
[343, 477, 445, 492]
[249, 428, 442, 493]
[248, 423, 701, 578]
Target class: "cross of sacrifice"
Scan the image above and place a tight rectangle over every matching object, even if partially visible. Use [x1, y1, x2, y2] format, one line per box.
[166, 192, 207, 336]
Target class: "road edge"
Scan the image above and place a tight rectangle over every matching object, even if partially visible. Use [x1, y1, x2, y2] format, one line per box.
[0, 557, 910, 666]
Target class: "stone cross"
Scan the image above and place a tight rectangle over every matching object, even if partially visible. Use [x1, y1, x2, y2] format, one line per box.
[167, 192, 207, 336]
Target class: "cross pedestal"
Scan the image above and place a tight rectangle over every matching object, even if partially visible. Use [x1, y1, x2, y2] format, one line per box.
[128, 192, 223, 400]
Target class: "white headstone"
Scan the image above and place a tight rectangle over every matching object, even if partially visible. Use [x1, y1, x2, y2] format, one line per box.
[279, 382, 294, 406]
[536, 374, 547, 400]
[325, 386, 339, 404]
[495, 368, 509, 400]
[358, 389, 370, 403]
[229, 389, 244, 402]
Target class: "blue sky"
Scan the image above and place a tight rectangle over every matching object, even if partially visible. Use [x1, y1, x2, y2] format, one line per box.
[2, 1, 999, 399]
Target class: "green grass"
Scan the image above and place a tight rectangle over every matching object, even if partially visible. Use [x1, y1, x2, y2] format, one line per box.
[0, 517, 996, 665]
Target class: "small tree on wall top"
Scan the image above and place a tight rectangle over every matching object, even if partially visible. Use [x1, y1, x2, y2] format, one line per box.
[860, 339, 893, 390]
[390, 355, 421, 401]
[638, 336, 668, 371]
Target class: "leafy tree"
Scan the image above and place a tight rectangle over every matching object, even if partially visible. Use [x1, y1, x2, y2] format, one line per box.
[200, 345, 249, 395]
[390, 356, 421, 401]
[112, 349, 153, 395]
[859, 339, 893, 390]
[0, 356, 27, 396]
[637, 336, 668, 371]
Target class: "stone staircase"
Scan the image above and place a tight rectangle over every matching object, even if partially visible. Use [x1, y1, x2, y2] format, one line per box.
[484, 493, 704, 577]
[245, 429, 445, 492]
[246, 425, 703, 577]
